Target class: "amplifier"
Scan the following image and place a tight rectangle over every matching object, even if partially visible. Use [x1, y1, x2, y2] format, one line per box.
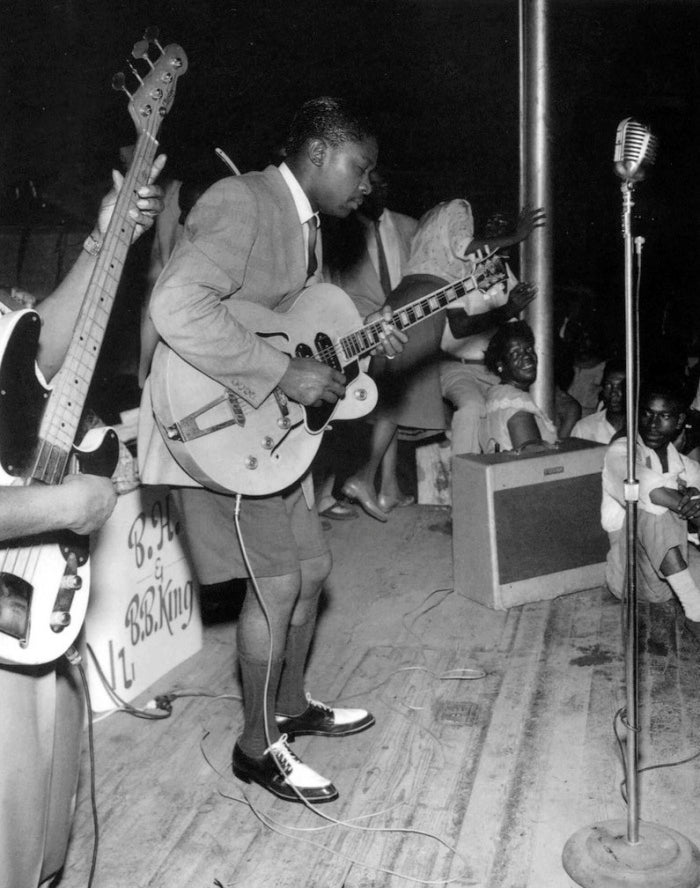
[451, 438, 609, 609]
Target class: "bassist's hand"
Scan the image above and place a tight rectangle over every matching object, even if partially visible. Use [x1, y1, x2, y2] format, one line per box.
[60, 474, 118, 535]
[96, 154, 167, 244]
[278, 357, 346, 407]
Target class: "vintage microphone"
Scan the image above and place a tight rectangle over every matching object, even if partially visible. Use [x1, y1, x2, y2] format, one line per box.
[562, 121, 700, 888]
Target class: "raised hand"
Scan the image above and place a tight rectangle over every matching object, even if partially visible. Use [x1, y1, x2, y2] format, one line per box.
[512, 205, 546, 242]
[506, 281, 538, 316]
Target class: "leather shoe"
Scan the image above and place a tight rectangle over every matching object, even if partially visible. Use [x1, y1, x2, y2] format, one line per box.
[232, 735, 338, 803]
[341, 477, 388, 522]
[276, 693, 375, 739]
[318, 498, 358, 520]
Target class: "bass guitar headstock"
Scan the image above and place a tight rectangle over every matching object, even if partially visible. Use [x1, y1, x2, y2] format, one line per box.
[112, 27, 188, 138]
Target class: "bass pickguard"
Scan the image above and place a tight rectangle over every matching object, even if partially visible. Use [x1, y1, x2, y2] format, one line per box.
[0, 311, 48, 476]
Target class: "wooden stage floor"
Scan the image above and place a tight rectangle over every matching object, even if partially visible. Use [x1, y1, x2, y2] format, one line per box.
[58, 505, 700, 888]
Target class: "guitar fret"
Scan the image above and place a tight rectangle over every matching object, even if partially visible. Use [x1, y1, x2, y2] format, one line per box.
[337, 252, 503, 365]
[33, 441, 70, 485]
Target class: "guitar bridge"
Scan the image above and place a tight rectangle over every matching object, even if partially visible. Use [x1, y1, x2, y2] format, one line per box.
[166, 390, 246, 442]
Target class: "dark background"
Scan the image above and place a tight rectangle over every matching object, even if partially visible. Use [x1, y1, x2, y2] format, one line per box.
[2, 0, 700, 363]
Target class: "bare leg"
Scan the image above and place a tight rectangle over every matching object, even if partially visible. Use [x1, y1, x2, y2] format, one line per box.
[342, 412, 398, 521]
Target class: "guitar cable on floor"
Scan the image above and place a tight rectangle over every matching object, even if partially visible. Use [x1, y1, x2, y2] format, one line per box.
[65, 645, 99, 888]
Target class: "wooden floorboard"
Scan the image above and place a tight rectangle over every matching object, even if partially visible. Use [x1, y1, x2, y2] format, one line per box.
[56, 505, 700, 888]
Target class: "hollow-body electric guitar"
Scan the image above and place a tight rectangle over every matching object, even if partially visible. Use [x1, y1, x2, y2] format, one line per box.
[0, 32, 187, 666]
[150, 255, 505, 497]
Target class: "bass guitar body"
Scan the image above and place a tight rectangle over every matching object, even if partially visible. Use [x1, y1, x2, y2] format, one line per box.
[0, 310, 119, 666]
[151, 284, 378, 496]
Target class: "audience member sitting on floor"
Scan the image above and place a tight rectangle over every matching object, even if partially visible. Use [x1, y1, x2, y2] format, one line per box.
[570, 358, 626, 444]
[342, 199, 544, 520]
[478, 319, 558, 453]
[602, 377, 700, 628]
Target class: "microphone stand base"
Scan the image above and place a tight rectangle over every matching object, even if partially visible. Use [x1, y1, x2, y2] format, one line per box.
[562, 819, 700, 888]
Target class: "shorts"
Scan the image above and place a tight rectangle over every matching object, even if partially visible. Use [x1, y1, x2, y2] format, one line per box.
[174, 483, 329, 583]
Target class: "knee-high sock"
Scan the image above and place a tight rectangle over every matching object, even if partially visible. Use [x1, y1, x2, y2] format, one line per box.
[667, 569, 700, 621]
[237, 652, 284, 758]
[276, 619, 316, 716]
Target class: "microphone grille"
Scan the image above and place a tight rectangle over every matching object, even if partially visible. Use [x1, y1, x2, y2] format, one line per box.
[622, 120, 658, 164]
[614, 118, 658, 180]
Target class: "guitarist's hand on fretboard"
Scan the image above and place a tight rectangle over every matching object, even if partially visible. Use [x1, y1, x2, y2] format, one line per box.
[96, 153, 167, 244]
[365, 305, 407, 359]
[278, 357, 347, 407]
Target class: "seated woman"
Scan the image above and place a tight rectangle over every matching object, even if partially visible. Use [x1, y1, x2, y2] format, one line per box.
[479, 320, 558, 453]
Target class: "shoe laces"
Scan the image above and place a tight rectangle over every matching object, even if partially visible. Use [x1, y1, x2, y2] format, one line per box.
[305, 692, 333, 715]
[269, 735, 300, 777]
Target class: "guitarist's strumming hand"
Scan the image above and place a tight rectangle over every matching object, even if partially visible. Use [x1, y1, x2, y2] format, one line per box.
[366, 305, 407, 359]
[278, 358, 347, 407]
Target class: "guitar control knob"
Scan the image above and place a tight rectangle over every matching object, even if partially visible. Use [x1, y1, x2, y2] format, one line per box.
[244, 456, 258, 470]
[50, 612, 71, 632]
[261, 437, 274, 450]
[354, 388, 368, 401]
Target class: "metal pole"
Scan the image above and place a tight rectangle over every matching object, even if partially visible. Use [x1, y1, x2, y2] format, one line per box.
[621, 181, 640, 843]
[519, 0, 554, 420]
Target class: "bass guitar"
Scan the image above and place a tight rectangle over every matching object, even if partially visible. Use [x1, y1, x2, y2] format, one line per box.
[0, 31, 187, 666]
[150, 254, 505, 497]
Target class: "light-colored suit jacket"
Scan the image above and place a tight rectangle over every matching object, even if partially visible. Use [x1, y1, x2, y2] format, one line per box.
[327, 209, 417, 320]
[138, 165, 314, 486]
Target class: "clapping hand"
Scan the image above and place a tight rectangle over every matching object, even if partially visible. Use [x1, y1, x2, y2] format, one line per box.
[506, 281, 537, 317]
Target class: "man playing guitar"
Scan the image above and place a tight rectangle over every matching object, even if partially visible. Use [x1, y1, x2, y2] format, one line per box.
[139, 97, 405, 803]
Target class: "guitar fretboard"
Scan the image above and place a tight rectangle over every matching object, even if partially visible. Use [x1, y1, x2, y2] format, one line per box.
[337, 257, 503, 363]
[32, 132, 158, 485]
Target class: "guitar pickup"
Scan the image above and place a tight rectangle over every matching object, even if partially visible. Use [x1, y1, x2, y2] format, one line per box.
[0, 572, 32, 644]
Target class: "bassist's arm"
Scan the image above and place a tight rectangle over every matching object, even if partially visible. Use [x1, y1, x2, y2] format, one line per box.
[36, 159, 166, 382]
[0, 475, 116, 541]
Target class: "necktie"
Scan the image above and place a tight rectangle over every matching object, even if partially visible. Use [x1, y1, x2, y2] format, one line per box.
[306, 215, 318, 278]
[373, 219, 392, 297]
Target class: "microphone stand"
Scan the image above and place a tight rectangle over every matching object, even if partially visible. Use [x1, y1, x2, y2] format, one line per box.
[562, 179, 700, 887]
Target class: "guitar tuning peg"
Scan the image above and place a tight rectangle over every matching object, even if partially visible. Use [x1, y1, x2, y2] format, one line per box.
[126, 59, 145, 84]
[144, 25, 164, 54]
[131, 39, 155, 69]
[111, 72, 133, 99]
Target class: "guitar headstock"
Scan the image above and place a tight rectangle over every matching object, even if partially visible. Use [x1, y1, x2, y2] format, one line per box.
[112, 28, 188, 138]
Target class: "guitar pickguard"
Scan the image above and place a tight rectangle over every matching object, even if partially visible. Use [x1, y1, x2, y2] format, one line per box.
[0, 311, 49, 476]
